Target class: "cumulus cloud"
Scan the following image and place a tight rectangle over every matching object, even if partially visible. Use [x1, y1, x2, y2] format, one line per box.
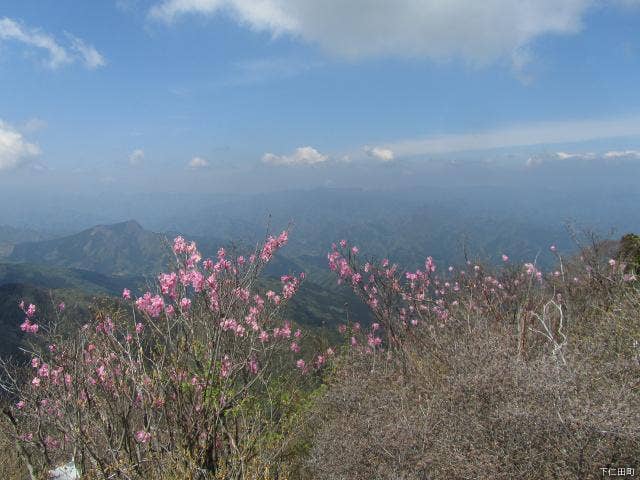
[129, 148, 145, 166]
[0, 120, 41, 171]
[364, 146, 395, 162]
[149, 0, 602, 65]
[262, 146, 328, 166]
[555, 151, 591, 160]
[0, 17, 105, 69]
[603, 149, 640, 159]
[188, 156, 210, 169]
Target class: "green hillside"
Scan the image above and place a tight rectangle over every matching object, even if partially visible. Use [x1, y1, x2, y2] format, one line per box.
[8, 220, 174, 277]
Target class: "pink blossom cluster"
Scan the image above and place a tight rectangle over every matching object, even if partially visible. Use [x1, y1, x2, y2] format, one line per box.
[281, 273, 303, 299]
[135, 292, 165, 317]
[159, 272, 178, 298]
[19, 301, 39, 333]
[260, 230, 288, 262]
[524, 263, 543, 281]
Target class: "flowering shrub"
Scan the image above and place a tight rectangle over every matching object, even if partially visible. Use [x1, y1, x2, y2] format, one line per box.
[328, 239, 566, 359]
[1, 232, 322, 479]
[304, 239, 640, 479]
[2, 231, 639, 480]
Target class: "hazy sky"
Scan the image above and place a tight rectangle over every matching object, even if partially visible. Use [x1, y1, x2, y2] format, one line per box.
[1, 1, 640, 193]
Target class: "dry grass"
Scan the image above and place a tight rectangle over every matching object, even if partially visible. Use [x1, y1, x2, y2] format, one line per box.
[303, 277, 640, 479]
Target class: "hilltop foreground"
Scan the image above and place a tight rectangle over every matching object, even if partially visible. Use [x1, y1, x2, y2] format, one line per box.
[1, 232, 639, 479]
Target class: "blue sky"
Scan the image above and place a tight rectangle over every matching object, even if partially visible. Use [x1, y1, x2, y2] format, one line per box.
[1, 0, 640, 193]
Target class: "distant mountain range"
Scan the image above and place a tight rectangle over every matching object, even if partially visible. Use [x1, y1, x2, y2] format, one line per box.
[3, 187, 638, 272]
[0, 220, 369, 358]
[0, 224, 52, 257]
[1, 187, 636, 360]
[6, 220, 174, 277]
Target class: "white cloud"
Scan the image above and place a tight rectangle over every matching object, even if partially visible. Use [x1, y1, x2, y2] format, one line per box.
[0, 120, 41, 171]
[0, 17, 70, 68]
[262, 146, 328, 166]
[151, 0, 296, 32]
[526, 152, 581, 168]
[188, 156, 210, 169]
[376, 116, 640, 158]
[129, 148, 145, 166]
[603, 149, 640, 159]
[364, 146, 395, 162]
[149, 0, 601, 65]
[525, 149, 640, 168]
[556, 151, 583, 160]
[0, 17, 105, 69]
[66, 33, 106, 69]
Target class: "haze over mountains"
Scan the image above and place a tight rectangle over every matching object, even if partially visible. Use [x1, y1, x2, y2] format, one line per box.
[1, 185, 637, 359]
[2, 185, 638, 268]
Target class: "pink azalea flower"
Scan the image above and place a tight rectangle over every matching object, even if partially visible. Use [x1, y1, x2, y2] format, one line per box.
[37, 364, 50, 378]
[247, 358, 259, 374]
[180, 297, 192, 311]
[220, 355, 232, 378]
[135, 430, 151, 443]
[172, 236, 187, 254]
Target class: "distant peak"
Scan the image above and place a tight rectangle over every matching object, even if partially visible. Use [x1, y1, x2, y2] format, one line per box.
[88, 220, 145, 235]
[120, 220, 143, 230]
